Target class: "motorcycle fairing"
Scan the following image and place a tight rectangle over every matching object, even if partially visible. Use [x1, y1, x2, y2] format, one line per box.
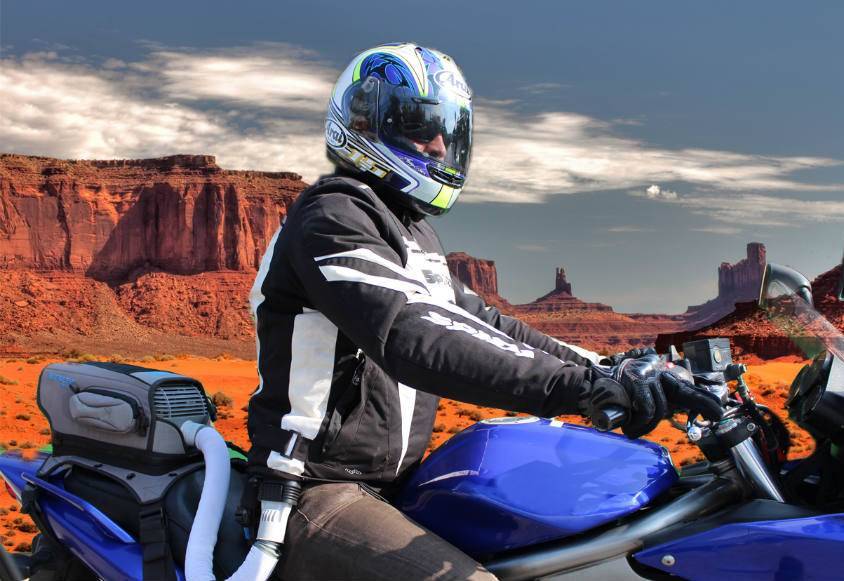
[635, 511, 844, 580]
[396, 418, 677, 557]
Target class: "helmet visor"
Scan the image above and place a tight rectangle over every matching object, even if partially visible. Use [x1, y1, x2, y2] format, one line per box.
[377, 86, 472, 176]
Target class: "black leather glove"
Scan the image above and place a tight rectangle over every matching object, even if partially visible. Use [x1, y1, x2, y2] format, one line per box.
[603, 347, 657, 367]
[581, 355, 722, 439]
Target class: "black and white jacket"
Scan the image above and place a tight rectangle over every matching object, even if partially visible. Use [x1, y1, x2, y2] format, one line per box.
[247, 176, 602, 483]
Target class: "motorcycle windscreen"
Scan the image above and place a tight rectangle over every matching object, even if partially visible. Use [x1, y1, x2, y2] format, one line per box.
[761, 282, 844, 361]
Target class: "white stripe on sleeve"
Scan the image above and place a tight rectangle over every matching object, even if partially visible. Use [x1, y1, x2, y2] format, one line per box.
[553, 338, 603, 365]
[319, 265, 428, 295]
[314, 248, 426, 285]
[406, 294, 511, 338]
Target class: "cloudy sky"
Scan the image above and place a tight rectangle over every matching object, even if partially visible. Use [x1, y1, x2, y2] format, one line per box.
[2, 1, 842, 312]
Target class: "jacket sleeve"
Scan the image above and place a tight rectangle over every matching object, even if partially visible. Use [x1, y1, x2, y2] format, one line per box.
[286, 191, 589, 417]
[450, 276, 605, 366]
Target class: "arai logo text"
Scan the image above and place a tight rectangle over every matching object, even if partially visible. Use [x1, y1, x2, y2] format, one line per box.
[434, 70, 471, 99]
[326, 120, 347, 148]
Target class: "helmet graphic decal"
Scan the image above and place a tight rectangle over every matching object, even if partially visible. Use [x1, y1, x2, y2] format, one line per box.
[327, 43, 472, 216]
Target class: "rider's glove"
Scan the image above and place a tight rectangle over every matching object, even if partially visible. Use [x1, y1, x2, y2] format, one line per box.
[602, 346, 657, 367]
[580, 355, 722, 439]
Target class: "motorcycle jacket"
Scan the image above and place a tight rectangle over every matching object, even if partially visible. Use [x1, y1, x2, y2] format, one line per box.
[247, 175, 603, 483]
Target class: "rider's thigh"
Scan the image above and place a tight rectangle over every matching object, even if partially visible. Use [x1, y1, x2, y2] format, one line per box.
[278, 482, 497, 581]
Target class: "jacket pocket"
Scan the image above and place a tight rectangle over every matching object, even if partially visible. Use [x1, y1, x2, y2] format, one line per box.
[320, 357, 389, 473]
[321, 355, 366, 454]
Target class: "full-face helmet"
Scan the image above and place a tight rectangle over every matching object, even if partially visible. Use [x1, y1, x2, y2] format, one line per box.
[326, 43, 472, 216]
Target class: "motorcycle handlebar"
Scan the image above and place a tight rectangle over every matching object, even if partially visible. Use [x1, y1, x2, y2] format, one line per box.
[593, 405, 627, 432]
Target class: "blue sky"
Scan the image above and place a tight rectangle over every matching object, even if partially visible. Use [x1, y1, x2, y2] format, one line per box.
[2, 1, 842, 312]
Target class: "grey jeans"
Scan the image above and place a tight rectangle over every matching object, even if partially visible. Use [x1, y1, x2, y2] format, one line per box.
[278, 482, 498, 581]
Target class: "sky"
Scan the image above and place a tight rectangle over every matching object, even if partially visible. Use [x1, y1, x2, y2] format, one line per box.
[1, 0, 842, 313]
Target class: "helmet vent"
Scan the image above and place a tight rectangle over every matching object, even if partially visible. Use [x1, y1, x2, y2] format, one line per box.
[152, 383, 208, 421]
[428, 165, 464, 188]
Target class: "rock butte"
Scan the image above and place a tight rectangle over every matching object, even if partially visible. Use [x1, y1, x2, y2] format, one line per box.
[1, 153, 840, 359]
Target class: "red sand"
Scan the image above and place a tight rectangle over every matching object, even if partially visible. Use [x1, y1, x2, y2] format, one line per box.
[0, 356, 812, 551]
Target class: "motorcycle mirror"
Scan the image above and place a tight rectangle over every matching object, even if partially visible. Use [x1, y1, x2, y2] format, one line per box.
[759, 263, 813, 309]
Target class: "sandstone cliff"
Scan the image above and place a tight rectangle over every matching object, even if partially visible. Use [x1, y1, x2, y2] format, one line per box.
[0, 154, 304, 282]
[683, 243, 767, 329]
[446, 255, 685, 353]
[0, 154, 305, 357]
[658, 260, 844, 361]
[511, 266, 683, 352]
[445, 252, 509, 308]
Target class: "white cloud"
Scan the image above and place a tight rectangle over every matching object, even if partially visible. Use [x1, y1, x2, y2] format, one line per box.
[677, 194, 844, 227]
[0, 44, 840, 204]
[148, 44, 336, 113]
[0, 50, 331, 180]
[640, 184, 678, 200]
[690, 226, 742, 235]
[607, 225, 654, 233]
[464, 104, 841, 204]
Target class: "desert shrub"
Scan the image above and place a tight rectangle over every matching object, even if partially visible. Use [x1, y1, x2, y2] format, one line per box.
[11, 518, 22, 526]
[39, 428, 50, 436]
[5, 359, 16, 364]
[432, 424, 445, 433]
[140, 355, 155, 363]
[108, 354, 125, 363]
[455, 407, 471, 417]
[0, 508, 7, 516]
[18, 442, 32, 450]
[505, 411, 518, 417]
[0, 376, 18, 386]
[8, 441, 17, 447]
[447, 426, 462, 434]
[467, 411, 483, 422]
[25, 357, 42, 364]
[14, 414, 30, 422]
[14, 542, 31, 552]
[155, 354, 175, 361]
[214, 352, 234, 361]
[15, 522, 36, 533]
[211, 391, 233, 408]
[62, 348, 83, 359]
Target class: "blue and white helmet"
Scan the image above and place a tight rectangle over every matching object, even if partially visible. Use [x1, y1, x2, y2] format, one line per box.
[326, 43, 472, 216]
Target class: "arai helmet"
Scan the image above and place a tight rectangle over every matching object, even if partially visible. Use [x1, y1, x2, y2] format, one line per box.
[326, 43, 472, 216]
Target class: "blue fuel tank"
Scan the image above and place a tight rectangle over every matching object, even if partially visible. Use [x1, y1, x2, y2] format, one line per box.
[395, 417, 678, 557]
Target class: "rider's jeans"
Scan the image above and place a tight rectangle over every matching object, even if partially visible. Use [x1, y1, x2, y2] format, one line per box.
[278, 482, 498, 581]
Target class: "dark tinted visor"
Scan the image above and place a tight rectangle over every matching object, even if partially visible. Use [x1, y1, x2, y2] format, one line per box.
[378, 87, 472, 174]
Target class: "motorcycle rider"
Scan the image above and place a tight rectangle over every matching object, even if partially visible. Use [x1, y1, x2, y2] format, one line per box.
[247, 43, 722, 580]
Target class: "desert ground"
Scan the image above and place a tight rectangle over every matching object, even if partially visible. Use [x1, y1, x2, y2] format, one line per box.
[0, 355, 812, 551]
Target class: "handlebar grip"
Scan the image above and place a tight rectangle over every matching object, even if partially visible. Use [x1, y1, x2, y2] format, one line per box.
[593, 405, 628, 431]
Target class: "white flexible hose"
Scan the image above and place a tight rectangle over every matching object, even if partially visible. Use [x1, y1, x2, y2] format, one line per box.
[225, 544, 281, 581]
[181, 421, 231, 581]
[180, 421, 282, 581]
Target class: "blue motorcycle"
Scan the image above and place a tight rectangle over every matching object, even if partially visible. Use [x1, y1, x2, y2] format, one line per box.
[1, 262, 843, 581]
